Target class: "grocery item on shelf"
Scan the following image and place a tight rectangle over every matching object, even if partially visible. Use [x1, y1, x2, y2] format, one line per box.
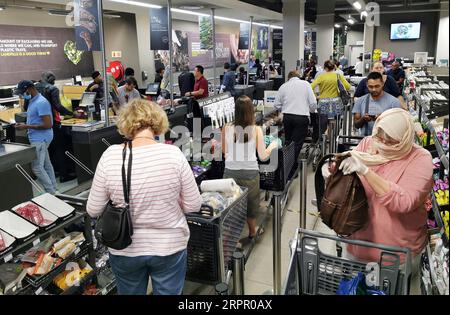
[53, 261, 93, 291]
[0, 263, 28, 295]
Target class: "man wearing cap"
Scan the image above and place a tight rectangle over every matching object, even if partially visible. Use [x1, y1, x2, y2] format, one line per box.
[15, 80, 57, 194]
[86, 70, 104, 99]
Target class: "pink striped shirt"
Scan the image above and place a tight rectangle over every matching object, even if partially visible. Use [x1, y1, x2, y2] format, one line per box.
[87, 143, 202, 257]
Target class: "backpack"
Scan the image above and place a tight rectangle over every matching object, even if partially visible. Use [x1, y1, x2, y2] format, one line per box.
[315, 153, 369, 236]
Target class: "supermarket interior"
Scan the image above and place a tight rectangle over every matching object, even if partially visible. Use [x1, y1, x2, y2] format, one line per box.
[0, 0, 449, 298]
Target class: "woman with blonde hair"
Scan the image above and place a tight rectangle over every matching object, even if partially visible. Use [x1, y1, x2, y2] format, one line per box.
[87, 99, 202, 295]
[324, 108, 433, 273]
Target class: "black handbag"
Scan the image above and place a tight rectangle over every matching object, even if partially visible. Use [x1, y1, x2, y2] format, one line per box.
[337, 74, 351, 106]
[94, 141, 134, 250]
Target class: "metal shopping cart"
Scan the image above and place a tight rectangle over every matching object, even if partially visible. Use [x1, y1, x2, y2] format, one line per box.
[283, 229, 412, 295]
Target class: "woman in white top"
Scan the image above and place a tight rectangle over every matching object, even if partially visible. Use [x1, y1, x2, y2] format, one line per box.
[221, 96, 278, 240]
[87, 99, 202, 295]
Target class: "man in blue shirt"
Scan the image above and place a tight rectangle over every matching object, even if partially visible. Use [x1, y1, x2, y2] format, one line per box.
[220, 63, 236, 96]
[15, 80, 57, 194]
[352, 72, 402, 136]
[386, 61, 406, 91]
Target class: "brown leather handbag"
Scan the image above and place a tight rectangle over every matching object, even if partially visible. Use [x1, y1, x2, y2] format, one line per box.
[314, 153, 369, 236]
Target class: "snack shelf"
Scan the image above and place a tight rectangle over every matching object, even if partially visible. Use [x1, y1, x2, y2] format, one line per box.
[431, 193, 449, 248]
[60, 269, 97, 295]
[0, 211, 84, 264]
[24, 241, 92, 290]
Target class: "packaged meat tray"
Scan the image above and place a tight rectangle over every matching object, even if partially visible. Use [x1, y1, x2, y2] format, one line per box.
[0, 211, 38, 243]
[12, 202, 59, 231]
[32, 194, 75, 220]
[0, 229, 16, 255]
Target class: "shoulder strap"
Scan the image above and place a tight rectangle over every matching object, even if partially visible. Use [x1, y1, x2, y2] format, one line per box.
[314, 154, 335, 209]
[122, 141, 133, 207]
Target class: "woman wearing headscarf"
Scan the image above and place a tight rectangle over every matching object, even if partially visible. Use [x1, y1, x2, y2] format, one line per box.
[326, 108, 433, 272]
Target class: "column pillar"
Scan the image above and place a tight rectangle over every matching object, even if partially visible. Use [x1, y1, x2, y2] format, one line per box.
[282, 0, 305, 77]
[363, 23, 375, 75]
[436, 2, 449, 62]
[315, 0, 335, 66]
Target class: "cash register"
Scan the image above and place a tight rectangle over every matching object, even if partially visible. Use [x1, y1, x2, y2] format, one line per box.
[77, 92, 97, 121]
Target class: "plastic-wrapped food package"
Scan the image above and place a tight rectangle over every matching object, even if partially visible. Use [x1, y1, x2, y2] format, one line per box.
[201, 192, 228, 213]
[0, 232, 5, 251]
[15, 203, 45, 226]
[264, 135, 283, 148]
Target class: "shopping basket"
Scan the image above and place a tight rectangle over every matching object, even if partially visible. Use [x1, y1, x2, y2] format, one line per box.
[283, 228, 412, 295]
[259, 142, 296, 192]
[185, 187, 248, 285]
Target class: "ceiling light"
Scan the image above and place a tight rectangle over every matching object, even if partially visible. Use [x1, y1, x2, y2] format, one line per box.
[108, 0, 162, 9]
[361, 10, 368, 17]
[171, 8, 209, 17]
[270, 25, 283, 29]
[0, 6, 4, 11]
[347, 19, 355, 24]
[48, 9, 71, 16]
[178, 5, 204, 10]
[253, 22, 271, 27]
[334, 24, 341, 28]
[9, 4, 36, 9]
[215, 16, 247, 23]
[352, 1, 362, 10]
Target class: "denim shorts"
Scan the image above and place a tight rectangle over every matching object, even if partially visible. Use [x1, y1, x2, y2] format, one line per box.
[318, 97, 343, 118]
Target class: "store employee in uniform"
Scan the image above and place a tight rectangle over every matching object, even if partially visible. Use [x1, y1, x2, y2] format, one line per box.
[353, 72, 402, 136]
[86, 70, 104, 99]
[185, 65, 209, 100]
[15, 80, 57, 194]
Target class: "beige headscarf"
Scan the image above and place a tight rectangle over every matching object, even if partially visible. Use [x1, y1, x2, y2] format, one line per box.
[350, 108, 415, 166]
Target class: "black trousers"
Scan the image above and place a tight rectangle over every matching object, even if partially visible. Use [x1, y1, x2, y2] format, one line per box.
[283, 114, 310, 172]
[48, 124, 75, 178]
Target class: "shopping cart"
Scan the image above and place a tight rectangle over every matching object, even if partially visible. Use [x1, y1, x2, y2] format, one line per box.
[283, 228, 412, 295]
[185, 187, 248, 285]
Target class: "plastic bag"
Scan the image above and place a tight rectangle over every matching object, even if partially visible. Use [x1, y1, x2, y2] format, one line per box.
[201, 192, 228, 213]
[337, 272, 386, 295]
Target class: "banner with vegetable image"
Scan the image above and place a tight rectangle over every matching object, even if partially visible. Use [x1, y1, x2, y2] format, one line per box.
[74, 0, 100, 51]
[150, 7, 169, 51]
[199, 16, 214, 50]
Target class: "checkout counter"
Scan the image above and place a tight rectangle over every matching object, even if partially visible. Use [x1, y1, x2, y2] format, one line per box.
[0, 141, 36, 209]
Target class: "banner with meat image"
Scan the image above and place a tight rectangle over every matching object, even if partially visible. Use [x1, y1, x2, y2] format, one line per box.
[74, 0, 100, 51]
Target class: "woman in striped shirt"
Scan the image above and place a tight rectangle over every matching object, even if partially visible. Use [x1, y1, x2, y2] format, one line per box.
[87, 99, 202, 295]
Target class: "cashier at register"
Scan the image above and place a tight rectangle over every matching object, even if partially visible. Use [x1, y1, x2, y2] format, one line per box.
[86, 71, 104, 99]
[185, 65, 209, 100]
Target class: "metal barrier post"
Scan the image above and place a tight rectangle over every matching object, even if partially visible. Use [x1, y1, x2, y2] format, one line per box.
[218, 231, 226, 283]
[342, 105, 348, 136]
[215, 283, 229, 295]
[328, 120, 335, 154]
[299, 159, 307, 230]
[232, 252, 245, 295]
[273, 193, 282, 295]
[322, 133, 327, 157]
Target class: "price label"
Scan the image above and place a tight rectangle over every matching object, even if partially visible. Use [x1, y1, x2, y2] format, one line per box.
[4, 253, 13, 263]
[35, 287, 43, 295]
[33, 238, 40, 247]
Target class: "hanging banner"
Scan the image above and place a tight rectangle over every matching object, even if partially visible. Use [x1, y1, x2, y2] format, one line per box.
[74, 0, 100, 51]
[150, 7, 169, 51]
[272, 29, 283, 61]
[257, 26, 269, 50]
[199, 16, 213, 50]
[238, 23, 250, 50]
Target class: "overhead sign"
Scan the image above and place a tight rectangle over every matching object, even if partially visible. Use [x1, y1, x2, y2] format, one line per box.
[238, 23, 250, 50]
[150, 7, 169, 51]
[272, 29, 283, 61]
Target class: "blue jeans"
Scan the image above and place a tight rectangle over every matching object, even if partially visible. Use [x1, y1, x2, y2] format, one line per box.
[109, 249, 187, 295]
[31, 141, 57, 194]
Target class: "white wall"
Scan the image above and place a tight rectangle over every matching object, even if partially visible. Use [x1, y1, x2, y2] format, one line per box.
[436, 3, 449, 62]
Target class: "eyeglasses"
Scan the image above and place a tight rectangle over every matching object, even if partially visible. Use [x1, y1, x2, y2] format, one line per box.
[373, 133, 400, 146]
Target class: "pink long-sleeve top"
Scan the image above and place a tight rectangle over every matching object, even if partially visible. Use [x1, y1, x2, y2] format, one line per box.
[348, 137, 433, 262]
[87, 143, 202, 257]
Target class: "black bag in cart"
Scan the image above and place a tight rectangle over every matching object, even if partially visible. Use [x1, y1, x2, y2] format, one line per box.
[94, 141, 134, 250]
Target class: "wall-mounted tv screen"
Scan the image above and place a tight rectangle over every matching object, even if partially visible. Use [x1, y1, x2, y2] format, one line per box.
[390, 22, 421, 40]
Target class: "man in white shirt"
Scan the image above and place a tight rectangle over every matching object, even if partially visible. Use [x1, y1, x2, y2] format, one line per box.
[274, 70, 317, 177]
[354, 56, 364, 76]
